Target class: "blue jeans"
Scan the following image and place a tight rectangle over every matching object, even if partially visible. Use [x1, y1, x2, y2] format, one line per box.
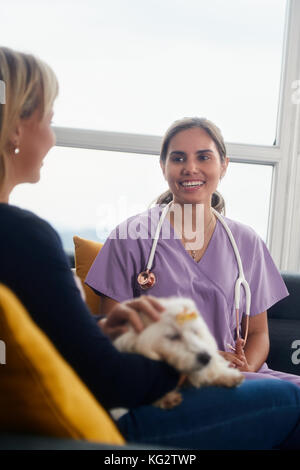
[117, 379, 300, 450]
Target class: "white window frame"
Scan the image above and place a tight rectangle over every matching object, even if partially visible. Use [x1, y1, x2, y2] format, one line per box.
[53, 0, 300, 272]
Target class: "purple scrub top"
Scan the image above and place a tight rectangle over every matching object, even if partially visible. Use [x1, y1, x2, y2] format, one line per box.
[86, 205, 300, 385]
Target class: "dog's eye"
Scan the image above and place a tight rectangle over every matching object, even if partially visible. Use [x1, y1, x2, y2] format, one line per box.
[166, 333, 181, 341]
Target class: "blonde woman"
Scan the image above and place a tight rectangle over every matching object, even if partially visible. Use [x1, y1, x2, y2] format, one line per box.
[1, 47, 300, 449]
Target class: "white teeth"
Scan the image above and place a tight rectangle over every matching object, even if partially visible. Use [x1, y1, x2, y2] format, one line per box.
[181, 181, 205, 187]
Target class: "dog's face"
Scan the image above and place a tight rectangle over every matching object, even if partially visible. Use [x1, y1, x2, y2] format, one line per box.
[114, 297, 218, 374]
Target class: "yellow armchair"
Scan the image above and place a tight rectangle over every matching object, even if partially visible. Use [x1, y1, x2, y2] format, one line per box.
[0, 283, 124, 445]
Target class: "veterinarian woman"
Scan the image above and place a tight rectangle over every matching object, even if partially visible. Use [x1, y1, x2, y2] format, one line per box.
[86, 116, 300, 446]
[86, 116, 300, 388]
[1, 48, 300, 450]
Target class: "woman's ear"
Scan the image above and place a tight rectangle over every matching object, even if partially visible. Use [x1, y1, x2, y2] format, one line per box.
[8, 120, 22, 149]
[160, 159, 166, 180]
[220, 157, 229, 179]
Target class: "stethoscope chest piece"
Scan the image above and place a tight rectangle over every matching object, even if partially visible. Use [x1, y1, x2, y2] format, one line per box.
[137, 269, 156, 290]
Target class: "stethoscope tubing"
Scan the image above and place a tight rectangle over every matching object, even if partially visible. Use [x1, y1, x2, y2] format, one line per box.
[146, 202, 171, 271]
[211, 208, 251, 317]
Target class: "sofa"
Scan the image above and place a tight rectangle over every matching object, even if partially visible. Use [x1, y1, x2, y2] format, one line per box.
[0, 270, 299, 450]
[267, 272, 300, 376]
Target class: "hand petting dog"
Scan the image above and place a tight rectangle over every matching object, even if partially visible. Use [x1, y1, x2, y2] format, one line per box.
[99, 295, 165, 340]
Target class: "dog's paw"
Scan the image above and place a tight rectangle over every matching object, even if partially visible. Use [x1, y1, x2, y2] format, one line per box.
[154, 390, 183, 409]
[188, 361, 244, 388]
[213, 369, 244, 387]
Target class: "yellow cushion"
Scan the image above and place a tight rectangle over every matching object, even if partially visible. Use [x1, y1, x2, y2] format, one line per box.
[0, 283, 125, 445]
[73, 236, 103, 315]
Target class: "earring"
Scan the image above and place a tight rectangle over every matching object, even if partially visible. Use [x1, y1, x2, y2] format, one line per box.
[14, 147, 20, 155]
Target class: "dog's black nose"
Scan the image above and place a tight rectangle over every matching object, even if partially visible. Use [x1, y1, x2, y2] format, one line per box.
[197, 352, 211, 366]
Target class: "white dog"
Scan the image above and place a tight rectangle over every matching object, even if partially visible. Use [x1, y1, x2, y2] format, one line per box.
[111, 297, 243, 416]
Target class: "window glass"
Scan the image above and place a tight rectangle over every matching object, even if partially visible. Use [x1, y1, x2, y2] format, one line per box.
[219, 162, 273, 241]
[2, 0, 287, 144]
[10, 147, 273, 252]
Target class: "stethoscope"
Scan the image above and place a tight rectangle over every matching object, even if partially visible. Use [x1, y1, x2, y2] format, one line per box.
[137, 202, 251, 344]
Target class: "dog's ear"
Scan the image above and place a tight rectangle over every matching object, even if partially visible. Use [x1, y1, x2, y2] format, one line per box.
[134, 340, 162, 360]
[145, 350, 161, 360]
[140, 350, 161, 361]
[114, 331, 137, 352]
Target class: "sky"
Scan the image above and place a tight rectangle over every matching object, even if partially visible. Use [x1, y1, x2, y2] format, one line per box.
[1, 0, 287, 249]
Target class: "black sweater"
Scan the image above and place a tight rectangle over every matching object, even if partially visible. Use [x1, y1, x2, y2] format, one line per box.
[0, 204, 178, 410]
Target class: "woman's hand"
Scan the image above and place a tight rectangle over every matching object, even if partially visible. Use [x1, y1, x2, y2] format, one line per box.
[218, 350, 245, 369]
[234, 338, 255, 372]
[219, 339, 254, 372]
[98, 295, 166, 341]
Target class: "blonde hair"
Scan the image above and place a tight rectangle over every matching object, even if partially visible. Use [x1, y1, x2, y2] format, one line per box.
[0, 47, 58, 189]
[157, 117, 227, 214]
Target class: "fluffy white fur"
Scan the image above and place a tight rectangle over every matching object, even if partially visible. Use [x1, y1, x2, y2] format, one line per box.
[111, 297, 243, 415]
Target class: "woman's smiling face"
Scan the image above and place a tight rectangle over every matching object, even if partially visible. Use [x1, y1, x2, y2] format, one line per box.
[160, 127, 229, 207]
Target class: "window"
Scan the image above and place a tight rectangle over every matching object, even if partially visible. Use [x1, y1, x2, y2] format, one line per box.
[2, 0, 286, 144]
[10, 147, 168, 252]
[10, 147, 273, 252]
[4, 0, 300, 270]
[219, 162, 273, 241]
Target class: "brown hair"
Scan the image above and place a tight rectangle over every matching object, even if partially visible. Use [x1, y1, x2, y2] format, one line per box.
[157, 117, 227, 214]
[0, 47, 58, 189]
